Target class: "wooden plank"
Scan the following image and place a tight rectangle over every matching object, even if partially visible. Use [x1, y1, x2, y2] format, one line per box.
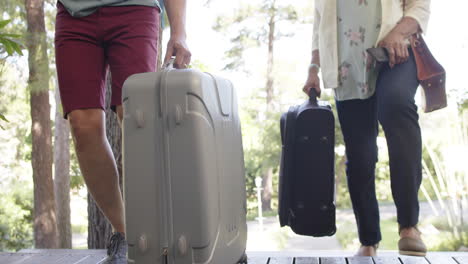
[347, 256, 374, 264]
[247, 256, 269, 264]
[426, 255, 458, 264]
[2, 250, 468, 264]
[268, 257, 294, 264]
[399, 256, 429, 264]
[52, 254, 96, 264]
[320, 257, 347, 264]
[0, 254, 33, 264]
[16, 254, 67, 264]
[295, 256, 320, 264]
[373, 256, 402, 264]
[9, 250, 107, 264]
[454, 256, 468, 264]
[71, 254, 107, 264]
[18, 249, 106, 254]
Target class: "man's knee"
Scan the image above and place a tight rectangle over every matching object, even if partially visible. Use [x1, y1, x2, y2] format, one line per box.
[68, 109, 105, 151]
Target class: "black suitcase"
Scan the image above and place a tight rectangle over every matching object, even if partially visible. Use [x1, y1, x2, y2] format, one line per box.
[278, 90, 336, 236]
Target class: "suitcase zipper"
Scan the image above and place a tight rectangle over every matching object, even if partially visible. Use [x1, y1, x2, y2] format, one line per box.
[159, 67, 173, 263]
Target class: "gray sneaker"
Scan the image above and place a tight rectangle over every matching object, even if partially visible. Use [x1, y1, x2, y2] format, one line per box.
[101, 232, 128, 264]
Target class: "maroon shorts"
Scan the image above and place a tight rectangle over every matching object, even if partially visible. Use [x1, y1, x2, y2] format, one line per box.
[55, 2, 160, 118]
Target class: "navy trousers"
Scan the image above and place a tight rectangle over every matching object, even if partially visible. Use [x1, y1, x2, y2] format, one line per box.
[335, 50, 422, 246]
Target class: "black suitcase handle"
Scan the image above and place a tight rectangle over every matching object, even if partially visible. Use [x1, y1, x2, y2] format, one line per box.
[308, 88, 319, 106]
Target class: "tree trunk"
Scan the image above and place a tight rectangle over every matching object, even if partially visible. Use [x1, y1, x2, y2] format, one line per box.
[87, 193, 113, 248]
[265, 11, 275, 110]
[261, 7, 276, 212]
[25, 0, 58, 248]
[261, 168, 273, 211]
[54, 86, 72, 249]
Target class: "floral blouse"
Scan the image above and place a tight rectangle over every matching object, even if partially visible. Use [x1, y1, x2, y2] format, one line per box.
[334, 0, 382, 101]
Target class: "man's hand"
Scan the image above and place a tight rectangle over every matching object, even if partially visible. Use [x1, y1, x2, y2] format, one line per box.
[378, 17, 420, 68]
[164, 35, 191, 69]
[163, 0, 191, 69]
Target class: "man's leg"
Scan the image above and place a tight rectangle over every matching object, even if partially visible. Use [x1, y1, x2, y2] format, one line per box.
[336, 95, 381, 253]
[55, 2, 125, 234]
[103, 2, 160, 229]
[68, 109, 125, 233]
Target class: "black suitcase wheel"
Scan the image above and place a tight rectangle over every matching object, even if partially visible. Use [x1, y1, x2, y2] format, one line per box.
[237, 252, 248, 263]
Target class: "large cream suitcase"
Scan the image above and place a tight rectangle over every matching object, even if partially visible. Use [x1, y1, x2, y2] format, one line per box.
[122, 65, 247, 264]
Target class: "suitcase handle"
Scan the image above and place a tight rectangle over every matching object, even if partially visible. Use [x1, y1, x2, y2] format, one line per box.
[164, 57, 175, 70]
[308, 88, 318, 105]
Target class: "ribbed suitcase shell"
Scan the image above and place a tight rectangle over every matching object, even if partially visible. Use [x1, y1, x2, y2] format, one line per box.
[122, 67, 247, 264]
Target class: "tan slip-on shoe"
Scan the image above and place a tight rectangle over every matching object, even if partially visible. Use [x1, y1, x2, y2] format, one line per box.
[398, 227, 427, 256]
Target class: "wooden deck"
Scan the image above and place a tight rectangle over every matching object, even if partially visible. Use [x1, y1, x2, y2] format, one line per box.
[0, 250, 467, 264]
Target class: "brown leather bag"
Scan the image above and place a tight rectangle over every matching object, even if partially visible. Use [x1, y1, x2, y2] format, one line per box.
[410, 35, 447, 112]
[404, 0, 447, 113]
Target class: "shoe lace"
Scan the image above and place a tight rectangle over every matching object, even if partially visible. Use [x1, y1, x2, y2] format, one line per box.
[107, 233, 122, 257]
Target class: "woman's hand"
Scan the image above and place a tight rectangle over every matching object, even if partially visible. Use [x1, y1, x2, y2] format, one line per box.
[303, 69, 321, 97]
[378, 30, 409, 68]
[378, 17, 420, 68]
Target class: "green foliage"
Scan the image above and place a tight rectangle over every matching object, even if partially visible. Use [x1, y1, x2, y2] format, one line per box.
[0, 180, 33, 251]
[272, 227, 291, 250]
[240, 86, 282, 205]
[336, 218, 399, 250]
[71, 223, 87, 234]
[189, 59, 211, 72]
[0, 113, 8, 130]
[377, 218, 400, 250]
[334, 220, 358, 249]
[460, 100, 468, 113]
[337, 216, 468, 251]
[244, 148, 263, 200]
[0, 19, 23, 130]
[427, 231, 468, 251]
[246, 207, 277, 221]
[419, 113, 467, 240]
[418, 215, 468, 251]
[258, 111, 282, 169]
[213, 0, 299, 71]
[0, 20, 23, 58]
[0, 34, 34, 251]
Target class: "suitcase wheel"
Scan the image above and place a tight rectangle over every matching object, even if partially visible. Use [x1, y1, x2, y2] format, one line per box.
[237, 252, 248, 264]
